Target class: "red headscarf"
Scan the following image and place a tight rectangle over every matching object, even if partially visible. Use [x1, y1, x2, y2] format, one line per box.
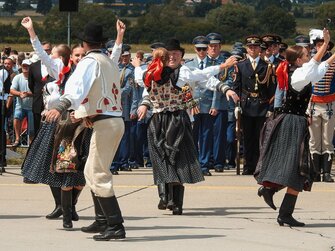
[144, 58, 164, 88]
[276, 60, 289, 91]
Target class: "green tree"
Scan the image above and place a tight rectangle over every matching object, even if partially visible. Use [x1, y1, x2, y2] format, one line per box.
[36, 0, 53, 15]
[316, 2, 335, 29]
[3, 0, 17, 15]
[193, 1, 220, 17]
[42, 1, 117, 43]
[257, 6, 296, 38]
[206, 4, 255, 42]
[129, 0, 187, 43]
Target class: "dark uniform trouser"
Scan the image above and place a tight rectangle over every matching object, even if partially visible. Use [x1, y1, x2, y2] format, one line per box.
[0, 101, 7, 164]
[241, 115, 266, 173]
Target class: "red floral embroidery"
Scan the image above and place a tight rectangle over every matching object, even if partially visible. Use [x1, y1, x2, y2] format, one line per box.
[103, 98, 110, 105]
[81, 98, 88, 104]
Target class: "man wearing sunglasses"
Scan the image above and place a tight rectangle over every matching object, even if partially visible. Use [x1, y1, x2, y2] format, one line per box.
[185, 35, 215, 176]
[206, 32, 233, 174]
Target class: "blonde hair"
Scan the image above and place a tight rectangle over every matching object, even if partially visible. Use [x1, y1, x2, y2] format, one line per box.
[152, 48, 168, 66]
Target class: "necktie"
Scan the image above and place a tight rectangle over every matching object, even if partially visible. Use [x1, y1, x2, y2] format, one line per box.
[199, 61, 204, 70]
[252, 60, 257, 70]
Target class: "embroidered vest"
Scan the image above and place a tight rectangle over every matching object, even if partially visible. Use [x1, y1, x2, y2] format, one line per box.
[311, 61, 335, 103]
[149, 80, 187, 113]
[74, 52, 122, 118]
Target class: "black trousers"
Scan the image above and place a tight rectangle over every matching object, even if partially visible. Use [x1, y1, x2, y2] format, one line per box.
[0, 101, 7, 164]
[33, 112, 42, 135]
[241, 115, 266, 173]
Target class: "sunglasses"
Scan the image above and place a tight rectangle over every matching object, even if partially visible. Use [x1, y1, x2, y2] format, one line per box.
[196, 47, 208, 52]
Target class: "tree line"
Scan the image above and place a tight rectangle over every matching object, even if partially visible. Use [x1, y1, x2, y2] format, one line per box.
[0, 0, 334, 45]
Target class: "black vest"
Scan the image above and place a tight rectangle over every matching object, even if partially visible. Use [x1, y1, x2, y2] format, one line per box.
[281, 67, 312, 116]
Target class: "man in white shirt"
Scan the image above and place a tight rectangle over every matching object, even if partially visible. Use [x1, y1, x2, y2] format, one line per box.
[44, 20, 127, 241]
[10, 59, 34, 146]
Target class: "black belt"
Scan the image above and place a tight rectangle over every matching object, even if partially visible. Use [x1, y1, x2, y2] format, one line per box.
[90, 115, 116, 123]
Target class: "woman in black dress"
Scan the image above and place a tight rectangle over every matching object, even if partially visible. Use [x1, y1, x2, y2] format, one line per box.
[255, 29, 335, 227]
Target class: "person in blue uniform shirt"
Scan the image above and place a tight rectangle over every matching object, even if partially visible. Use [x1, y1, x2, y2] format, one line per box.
[206, 32, 232, 173]
[185, 35, 215, 176]
[261, 34, 282, 68]
[110, 44, 134, 174]
[233, 35, 276, 175]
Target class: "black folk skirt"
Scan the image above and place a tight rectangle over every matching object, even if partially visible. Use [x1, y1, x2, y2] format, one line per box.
[21, 121, 90, 187]
[255, 113, 313, 192]
[148, 110, 204, 185]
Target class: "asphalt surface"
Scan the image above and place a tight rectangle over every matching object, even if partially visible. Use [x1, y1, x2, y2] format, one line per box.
[0, 165, 334, 251]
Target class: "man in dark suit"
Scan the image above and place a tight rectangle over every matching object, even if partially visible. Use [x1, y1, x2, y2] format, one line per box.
[28, 41, 52, 134]
[233, 35, 276, 175]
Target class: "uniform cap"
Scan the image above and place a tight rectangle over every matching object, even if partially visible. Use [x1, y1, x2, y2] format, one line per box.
[206, 33, 222, 44]
[294, 35, 309, 47]
[192, 36, 209, 48]
[245, 35, 261, 46]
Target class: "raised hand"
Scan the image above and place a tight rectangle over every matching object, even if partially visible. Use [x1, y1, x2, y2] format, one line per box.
[21, 16, 36, 39]
[116, 19, 126, 35]
[323, 28, 330, 44]
[21, 16, 33, 30]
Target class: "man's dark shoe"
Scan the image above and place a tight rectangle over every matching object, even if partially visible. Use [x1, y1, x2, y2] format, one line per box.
[202, 170, 212, 176]
[81, 221, 108, 233]
[93, 224, 126, 241]
[111, 170, 119, 175]
[323, 173, 334, 183]
[258, 186, 277, 210]
[242, 169, 254, 175]
[214, 165, 224, 173]
[120, 165, 132, 172]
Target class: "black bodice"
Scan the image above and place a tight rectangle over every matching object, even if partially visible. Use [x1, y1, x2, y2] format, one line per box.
[281, 69, 312, 116]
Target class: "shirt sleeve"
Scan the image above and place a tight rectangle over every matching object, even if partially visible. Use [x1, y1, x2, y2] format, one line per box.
[0, 69, 9, 93]
[176, 65, 221, 90]
[291, 58, 329, 91]
[109, 43, 122, 64]
[30, 36, 64, 80]
[60, 57, 97, 110]
[10, 74, 19, 90]
[134, 64, 147, 87]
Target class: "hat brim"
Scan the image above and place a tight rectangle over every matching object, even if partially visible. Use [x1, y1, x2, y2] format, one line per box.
[76, 33, 107, 44]
[121, 51, 130, 56]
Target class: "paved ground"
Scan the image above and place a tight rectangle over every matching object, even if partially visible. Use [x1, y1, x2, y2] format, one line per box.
[0, 165, 334, 251]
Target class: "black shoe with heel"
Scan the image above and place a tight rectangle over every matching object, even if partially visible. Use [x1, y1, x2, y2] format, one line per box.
[257, 186, 277, 210]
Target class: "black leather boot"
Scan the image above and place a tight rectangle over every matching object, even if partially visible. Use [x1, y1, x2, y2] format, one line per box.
[46, 186, 62, 219]
[81, 191, 108, 233]
[322, 154, 334, 183]
[277, 193, 305, 227]
[61, 190, 73, 229]
[257, 186, 277, 210]
[71, 188, 82, 221]
[165, 183, 175, 210]
[93, 196, 126, 241]
[157, 183, 168, 210]
[312, 153, 322, 182]
[172, 184, 184, 215]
